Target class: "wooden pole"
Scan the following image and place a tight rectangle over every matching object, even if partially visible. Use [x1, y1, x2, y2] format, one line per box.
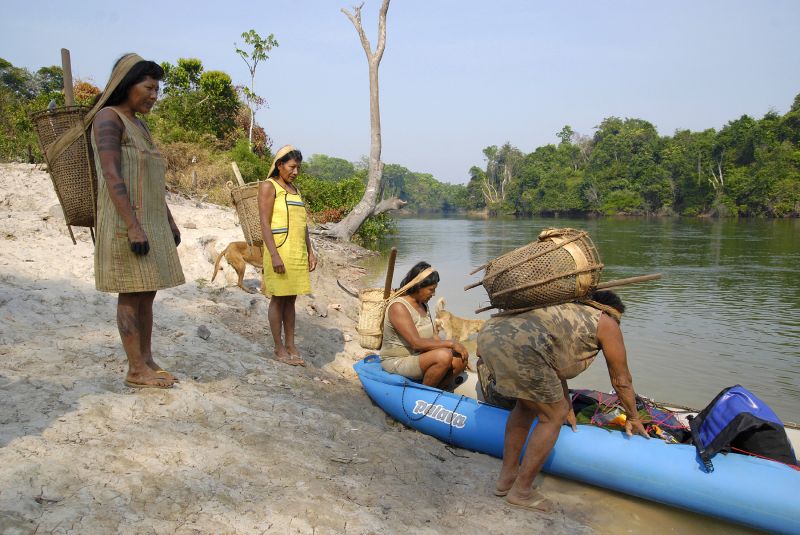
[383, 247, 398, 299]
[231, 162, 245, 186]
[596, 273, 662, 290]
[61, 48, 74, 106]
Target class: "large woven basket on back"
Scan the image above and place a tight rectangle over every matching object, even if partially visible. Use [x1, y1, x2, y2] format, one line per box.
[229, 181, 263, 246]
[474, 227, 604, 313]
[30, 106, 97, 233]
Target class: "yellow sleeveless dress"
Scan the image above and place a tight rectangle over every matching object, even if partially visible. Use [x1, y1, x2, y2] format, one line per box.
[91, 108, 185, 293]
[261, 178, 311, 296]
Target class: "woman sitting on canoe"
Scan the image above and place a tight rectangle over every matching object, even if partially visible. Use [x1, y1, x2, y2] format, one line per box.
[380, 262, 468, 389]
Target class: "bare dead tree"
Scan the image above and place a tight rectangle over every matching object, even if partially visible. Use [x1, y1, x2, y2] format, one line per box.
[480, 143, 521, 209]
[708, 149, 725, 193]
[315, 0, 406, 241]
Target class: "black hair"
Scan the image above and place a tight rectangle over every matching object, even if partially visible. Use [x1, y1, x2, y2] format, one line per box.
[590, 290, 625, 314]
[269, 149, 304, 177]
[95, 54, 164, 108]
[399, 261, 440, 295]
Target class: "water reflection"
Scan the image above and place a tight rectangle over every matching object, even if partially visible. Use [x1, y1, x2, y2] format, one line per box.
[360, 216, 800, 422]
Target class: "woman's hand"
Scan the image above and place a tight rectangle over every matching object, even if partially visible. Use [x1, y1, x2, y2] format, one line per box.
[127, 224, 150, 255]
[271, 252, 285, 274]
[564, 408, 578, 432]
[625, 417, 650, 438]
[170, 223, 181, 247]
[308, 250, 317, 272]
[450, 341, 469, 360]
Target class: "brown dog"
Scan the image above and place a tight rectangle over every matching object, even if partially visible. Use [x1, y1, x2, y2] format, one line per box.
[434, 297, 486, 343]
[211, 241, 263, 293]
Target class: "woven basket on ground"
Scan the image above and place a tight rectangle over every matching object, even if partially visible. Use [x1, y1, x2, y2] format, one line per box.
[472, 227, 604, 313]
[30, 106, 97, 234]
[229, 181, 263, 246]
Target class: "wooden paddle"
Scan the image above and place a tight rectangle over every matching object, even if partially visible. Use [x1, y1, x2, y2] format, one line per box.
[383, 247, 398, 299]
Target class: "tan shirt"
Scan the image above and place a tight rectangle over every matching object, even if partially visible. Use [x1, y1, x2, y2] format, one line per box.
[380, 297, 435, 359]
[477, 303, 602, 403]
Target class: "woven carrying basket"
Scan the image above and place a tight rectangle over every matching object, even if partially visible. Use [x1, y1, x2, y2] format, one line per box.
[356, 267, 436, 350]
[229, 181, 263, 246]
[30, 106, 97, 229]
[356, 287, 388, 350]
[479, 227, 603, 312]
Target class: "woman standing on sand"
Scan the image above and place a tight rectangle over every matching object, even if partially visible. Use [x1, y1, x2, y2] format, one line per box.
[90, 53, 185, 388]
[258, 145, 317, 366]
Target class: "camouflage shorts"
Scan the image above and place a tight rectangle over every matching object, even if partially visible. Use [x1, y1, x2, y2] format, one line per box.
[478, 329, 564, 404]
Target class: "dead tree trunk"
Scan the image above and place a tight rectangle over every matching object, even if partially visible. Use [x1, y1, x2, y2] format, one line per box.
[315, 0, 406, 241]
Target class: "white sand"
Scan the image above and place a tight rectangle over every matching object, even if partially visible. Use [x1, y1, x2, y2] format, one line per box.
[0, 164, 755, 534]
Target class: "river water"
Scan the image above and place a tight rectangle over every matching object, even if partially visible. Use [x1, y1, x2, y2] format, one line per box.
[360, 216, 800, 423]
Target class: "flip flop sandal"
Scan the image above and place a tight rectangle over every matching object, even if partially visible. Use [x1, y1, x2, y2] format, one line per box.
[505, 492, 555, 513]
[155, 370, 179, 382]
[124, 378, 173, 389]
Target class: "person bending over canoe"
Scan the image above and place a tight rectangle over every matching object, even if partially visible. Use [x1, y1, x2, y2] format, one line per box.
[380, 262, 468, 389]
[476, 291, 649, 512]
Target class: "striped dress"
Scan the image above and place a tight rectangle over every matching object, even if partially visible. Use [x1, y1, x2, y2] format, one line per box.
[91, 108, 185, 293]
[261, 178, 311, 296]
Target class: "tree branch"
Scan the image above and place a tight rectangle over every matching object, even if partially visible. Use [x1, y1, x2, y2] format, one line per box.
[342, 3, 373, 61]
[373, 196, 406, 215]
[374, 0, 391, 64]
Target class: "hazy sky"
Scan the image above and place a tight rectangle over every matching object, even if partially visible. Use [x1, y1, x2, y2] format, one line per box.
[3, 1, 799, 184]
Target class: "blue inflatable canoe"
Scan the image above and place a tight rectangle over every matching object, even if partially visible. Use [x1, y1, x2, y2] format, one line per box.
[354, 356, 800, 534]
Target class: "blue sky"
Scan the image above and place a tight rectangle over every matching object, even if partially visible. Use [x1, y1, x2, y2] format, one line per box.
[3, 1, 799, 184]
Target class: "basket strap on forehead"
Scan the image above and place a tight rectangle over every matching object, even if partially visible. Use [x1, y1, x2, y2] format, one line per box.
[390, 268, 434, 300]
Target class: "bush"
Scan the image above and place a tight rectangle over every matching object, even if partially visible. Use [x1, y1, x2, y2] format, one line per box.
[160, 141, 233, 205]
[228, 138, 271, 182]
[600, 189, 643, 215]
[295, 173, 394, 242]
[681, 206, 700, 217]
[354, 213, 394, 245]
[296, 175, 364, 213]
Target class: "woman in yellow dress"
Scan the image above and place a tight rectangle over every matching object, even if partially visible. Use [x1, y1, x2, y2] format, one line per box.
[258, 146, 317, 366]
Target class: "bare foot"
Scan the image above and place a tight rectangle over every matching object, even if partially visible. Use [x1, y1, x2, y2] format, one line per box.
[275, 355, 305, 367]
[286, 344, 301, 357]
[505, 489, 555, 513]
[274, 349, 305, 367]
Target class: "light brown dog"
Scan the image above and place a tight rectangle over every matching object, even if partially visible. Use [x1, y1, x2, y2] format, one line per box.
[434, 297, 486, 344]
[211, 241, 263, 293]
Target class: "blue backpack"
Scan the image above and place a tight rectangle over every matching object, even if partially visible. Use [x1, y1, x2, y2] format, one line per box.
[688, 385, 797, 472]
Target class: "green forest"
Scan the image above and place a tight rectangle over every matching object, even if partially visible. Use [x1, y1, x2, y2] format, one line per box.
[2, 54, 799, 234]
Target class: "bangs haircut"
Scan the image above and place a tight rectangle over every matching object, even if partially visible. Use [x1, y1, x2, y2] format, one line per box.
[269, 150, 304, 177]
[399, 261, 440, 295]
[100, 57, 164, 107]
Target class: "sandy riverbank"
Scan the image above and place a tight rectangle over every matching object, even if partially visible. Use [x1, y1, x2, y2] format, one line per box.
[0, 163, 758, 534]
